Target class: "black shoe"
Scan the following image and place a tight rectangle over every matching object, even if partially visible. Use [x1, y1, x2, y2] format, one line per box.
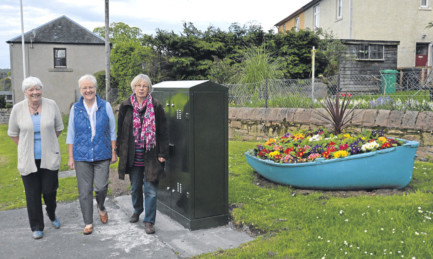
[130, 213, 139, 223]
[144, 222, 155, 234]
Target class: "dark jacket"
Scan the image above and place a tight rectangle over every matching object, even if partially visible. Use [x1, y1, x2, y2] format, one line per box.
[116, 95, 169, 182]
[73, 95, 111, 162]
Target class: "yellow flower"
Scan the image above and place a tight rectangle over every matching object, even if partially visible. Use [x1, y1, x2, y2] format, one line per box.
[265, 138, 276, 146]
[293, 133, 304, 140]
[334, 150, 349, 158]
[269, 151, 280, 158]
[343, 134, 351, 139]
[378, 137, 387, 143]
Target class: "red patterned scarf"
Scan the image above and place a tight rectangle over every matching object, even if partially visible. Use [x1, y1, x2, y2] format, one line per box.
[131, 94, 156, 151]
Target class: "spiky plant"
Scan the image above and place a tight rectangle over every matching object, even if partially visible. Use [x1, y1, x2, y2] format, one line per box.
[316, 93, 357, 134]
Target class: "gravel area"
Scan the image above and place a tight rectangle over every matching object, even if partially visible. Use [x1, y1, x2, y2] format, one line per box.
[108, 168, 130, 197]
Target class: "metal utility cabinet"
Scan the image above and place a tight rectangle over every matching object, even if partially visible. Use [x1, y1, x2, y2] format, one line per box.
[152, 80, 228, 230]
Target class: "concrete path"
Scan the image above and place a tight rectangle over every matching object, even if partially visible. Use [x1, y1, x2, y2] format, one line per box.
[0, 188, 254, 258]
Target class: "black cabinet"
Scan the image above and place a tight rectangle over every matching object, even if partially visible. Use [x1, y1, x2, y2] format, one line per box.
[152, 80, 228, 230]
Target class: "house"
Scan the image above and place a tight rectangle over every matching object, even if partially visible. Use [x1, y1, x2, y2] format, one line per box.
[7, 16, 105, 113]
[276, 0, 433, 71]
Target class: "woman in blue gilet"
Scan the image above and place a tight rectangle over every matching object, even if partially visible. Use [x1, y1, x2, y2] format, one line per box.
[66, 74, 117, 235]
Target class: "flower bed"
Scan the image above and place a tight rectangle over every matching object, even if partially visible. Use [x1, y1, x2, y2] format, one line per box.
[245, 129, 419, 190]
[252, 128, 404, 164]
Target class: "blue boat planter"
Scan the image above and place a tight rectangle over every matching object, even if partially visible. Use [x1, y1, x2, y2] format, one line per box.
[245, 140, 419, 190]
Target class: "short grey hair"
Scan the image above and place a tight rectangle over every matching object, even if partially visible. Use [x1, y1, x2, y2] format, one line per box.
[22, 76, 43, 92]
[78, 74, 97, 89]
[130, 74, 152, 93]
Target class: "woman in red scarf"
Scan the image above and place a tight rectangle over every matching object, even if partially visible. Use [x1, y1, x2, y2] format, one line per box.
[116, 74, 169, 234]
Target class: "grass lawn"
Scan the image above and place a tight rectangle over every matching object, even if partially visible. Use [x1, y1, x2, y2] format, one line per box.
[199, 141, 433, 258]
[2, 124, 433, 257]
[0, 124, 79, 210]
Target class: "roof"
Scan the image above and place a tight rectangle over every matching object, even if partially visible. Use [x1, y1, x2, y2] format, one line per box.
[7, 15, 105, 45]
[275, 0, 321, 27]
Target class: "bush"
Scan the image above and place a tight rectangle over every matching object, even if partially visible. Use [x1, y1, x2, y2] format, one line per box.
[0, 96, 6, 108]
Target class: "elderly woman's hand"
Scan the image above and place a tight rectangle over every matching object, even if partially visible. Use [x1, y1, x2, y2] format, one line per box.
[68, 157, 75, 170]
[111, 152, 118, 164]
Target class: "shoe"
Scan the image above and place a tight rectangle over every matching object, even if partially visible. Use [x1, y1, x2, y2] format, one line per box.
[129, 213, 139, 223]
[51, 217, 61, 229]
[83, 224, 93, 235]
[97, 207, 108, 224]
[144, 222, 155, 234]
[33, 230, 43, 239]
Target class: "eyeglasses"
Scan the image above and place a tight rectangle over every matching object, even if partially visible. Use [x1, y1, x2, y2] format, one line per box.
[135, 84, 149, 89]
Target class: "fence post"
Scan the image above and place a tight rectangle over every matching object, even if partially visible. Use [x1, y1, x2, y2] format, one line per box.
[312, 46, 316, 100]
[264, 78, 268, 108]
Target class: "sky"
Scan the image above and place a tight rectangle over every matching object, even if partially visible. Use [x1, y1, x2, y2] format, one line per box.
[0, 0, 311, 69]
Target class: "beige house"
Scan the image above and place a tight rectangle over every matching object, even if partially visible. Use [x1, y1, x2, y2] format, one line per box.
[276, 0, 433, 69]
[7, 16, 105, 114]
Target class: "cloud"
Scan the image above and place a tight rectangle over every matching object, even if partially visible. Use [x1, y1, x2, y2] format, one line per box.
[0, 0, 310, 68]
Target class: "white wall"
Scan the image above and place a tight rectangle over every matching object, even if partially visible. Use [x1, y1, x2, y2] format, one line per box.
[302, 0, 433, 68]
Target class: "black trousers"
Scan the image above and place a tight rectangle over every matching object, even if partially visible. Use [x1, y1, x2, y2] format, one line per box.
[21, 160, 59, 231]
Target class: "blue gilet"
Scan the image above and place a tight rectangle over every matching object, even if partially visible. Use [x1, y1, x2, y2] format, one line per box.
[73, 95, 111, 162]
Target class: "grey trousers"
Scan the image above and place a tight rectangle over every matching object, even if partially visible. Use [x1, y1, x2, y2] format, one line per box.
[75, 160, 110, 225]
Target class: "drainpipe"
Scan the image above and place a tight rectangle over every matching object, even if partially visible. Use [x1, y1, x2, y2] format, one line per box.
[348, 0, 353, 39]
[428, 42, 433, 75]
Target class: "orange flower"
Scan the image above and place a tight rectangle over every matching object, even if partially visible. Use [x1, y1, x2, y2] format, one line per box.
[265, 138, 276, 146]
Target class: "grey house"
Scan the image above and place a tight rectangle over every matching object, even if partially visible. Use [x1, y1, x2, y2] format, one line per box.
[7, 15, 105, 113]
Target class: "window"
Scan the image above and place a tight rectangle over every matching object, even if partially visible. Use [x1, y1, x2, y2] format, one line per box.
[337, 0, 343, 19]
[54, 48, 66, 68]
[295, 16, 300, 32]
[421, 0, 428, 7]
[313, 5, 320, 28]
[357, 44, 384, 60]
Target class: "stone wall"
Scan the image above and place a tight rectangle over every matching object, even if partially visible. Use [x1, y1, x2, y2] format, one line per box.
[229, 107, 433, 162]
[0, 109, 11, 124]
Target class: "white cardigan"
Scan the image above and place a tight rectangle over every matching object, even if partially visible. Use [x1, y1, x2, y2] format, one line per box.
[8, 97, 64, 176]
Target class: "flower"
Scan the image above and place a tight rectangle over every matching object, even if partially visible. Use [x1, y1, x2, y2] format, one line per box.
[309, 134, 322, 142]
[308, 153, 321, 161]
[265, 138, 276, 146]
[361, 141, 379, 152]
[334, 150, 349, 158]
[269, 151, 282, 161]
[253, 128, 404, 164]
[378, 136, 387, 143]
[284, 154, 294, 163]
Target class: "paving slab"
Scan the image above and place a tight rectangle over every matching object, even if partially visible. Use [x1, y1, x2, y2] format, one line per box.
[0, 195, 254, 259]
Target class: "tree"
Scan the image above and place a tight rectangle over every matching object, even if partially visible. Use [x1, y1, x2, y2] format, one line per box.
[94, 70, 118, 98]
[93, 21, 340, 91]
[110, 41, 153, 101]
[207, 57, 237, 84]
[316, 29, 347, 77]
[237, 46, 283, 84]
[93, 22, 142, 45]
[94, 22, 148, 102]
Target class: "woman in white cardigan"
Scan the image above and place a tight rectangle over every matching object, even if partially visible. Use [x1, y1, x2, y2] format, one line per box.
[8, 76, 64, 240]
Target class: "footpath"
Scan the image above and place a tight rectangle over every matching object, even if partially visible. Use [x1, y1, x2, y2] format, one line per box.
[0, 171, 254, 259]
